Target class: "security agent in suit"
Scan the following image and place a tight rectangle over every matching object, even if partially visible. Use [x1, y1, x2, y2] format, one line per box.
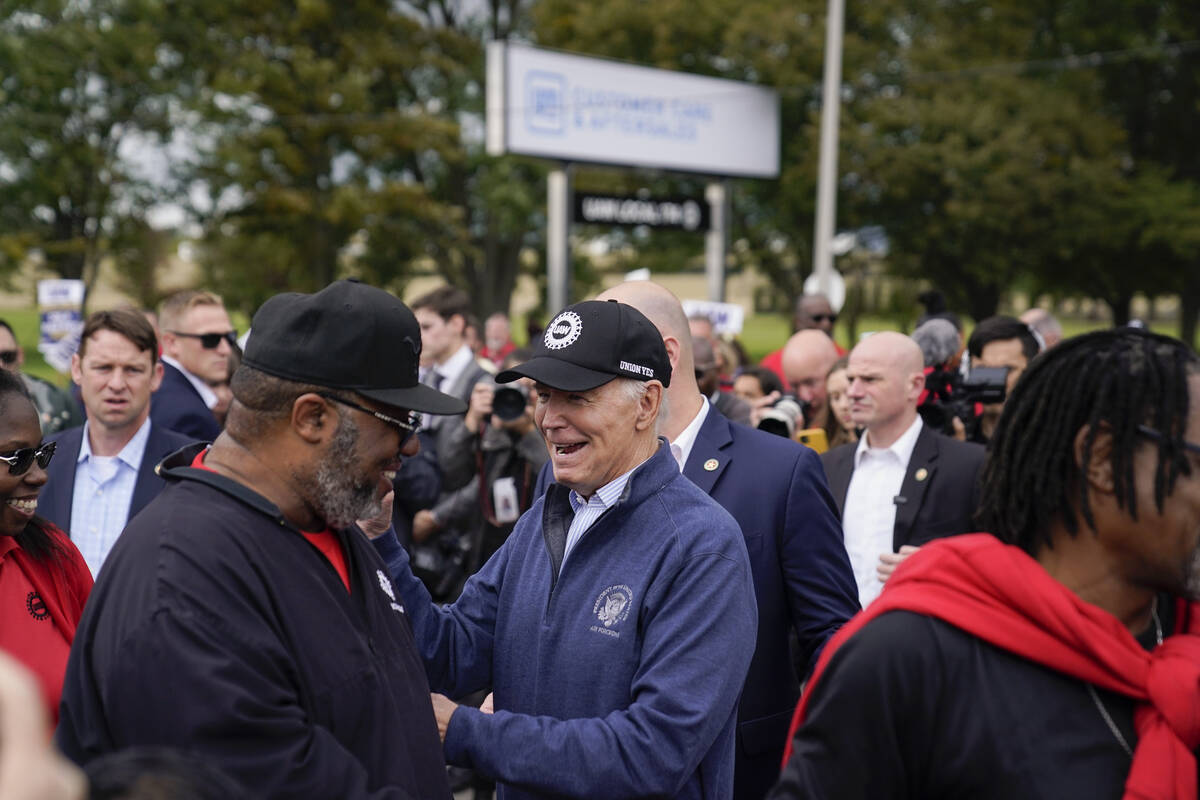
[534, 281, 861, 800]
[40, 310, 197, 575]
[151, 291, 237, 442]
[820, 332, 985, 607]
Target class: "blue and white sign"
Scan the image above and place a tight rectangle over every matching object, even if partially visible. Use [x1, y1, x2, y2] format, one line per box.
[36, 279, 85, 374]
[488, 42, 780, 178]
[681, 299, 746, 336]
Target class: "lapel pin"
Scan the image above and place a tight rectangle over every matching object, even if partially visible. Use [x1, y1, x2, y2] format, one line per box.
[915, 468, 929, 482]
[703, 458, 719, 472]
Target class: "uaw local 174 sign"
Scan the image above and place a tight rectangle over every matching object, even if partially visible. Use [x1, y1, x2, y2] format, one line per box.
[487, 42, 780, 179]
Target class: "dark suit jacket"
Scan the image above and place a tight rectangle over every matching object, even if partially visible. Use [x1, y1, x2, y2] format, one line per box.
[41, 421, 198, 536]
[150, 362, 221, 442]
[821, 422, 986, 550]
[711, 389, 752, 427]
[533, 406, 860, 800]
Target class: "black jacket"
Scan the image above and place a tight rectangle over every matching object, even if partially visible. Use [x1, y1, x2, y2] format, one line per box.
[57, 444, 452, 800]
[150, 362, 221, 441]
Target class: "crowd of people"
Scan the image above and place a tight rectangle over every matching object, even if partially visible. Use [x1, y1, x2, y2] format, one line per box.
[1, 276, 1198, 800]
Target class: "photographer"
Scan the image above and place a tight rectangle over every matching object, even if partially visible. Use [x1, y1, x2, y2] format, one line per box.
[414, 350, 548, 589]
[966, 316, 1040, 441]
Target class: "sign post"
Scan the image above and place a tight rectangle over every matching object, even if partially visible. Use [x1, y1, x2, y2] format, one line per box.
[487, 42, 779, 309]
[705, 181, 729, 303]
[812, 0, 846, 297]
[547, 165, 572, 314]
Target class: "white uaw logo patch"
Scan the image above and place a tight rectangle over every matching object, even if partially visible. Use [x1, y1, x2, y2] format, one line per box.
[593, 584, 633, 628]
[544, 310, 583, 350]
[377, 569, 396, 601]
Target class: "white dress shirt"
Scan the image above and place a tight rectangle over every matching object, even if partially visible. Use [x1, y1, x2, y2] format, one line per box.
[70, 418, 153, 576]
[669, 398, 710, 472]
[422, 344, 475, 428]
[842, 415, 924, 607]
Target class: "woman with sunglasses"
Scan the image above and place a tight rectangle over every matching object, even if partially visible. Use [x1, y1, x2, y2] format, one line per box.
[0, 368, 92, 724]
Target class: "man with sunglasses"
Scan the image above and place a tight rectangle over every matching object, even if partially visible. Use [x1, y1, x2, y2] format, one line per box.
[150, 290, 237, 441]
[38, 310, 195, 577]
[0, 320, 84, 435]
[760, 294, 847, 386]
[59, 279, 466, 799]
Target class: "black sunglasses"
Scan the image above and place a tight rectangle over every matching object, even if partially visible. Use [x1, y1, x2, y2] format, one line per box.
[1136, 425, 1200, 457]
[0, 350, 18, 366]
[319, 393, 420, 447]
[169, 330, 237, 349]
[0, 441, 55, 476]
[811, 313, 838, 324]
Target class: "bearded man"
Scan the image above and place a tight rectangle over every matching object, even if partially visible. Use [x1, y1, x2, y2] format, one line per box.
[57, 280, 466, 799]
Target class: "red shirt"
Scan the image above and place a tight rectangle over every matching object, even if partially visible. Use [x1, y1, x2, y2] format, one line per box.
[0, 531, 90, 724]
[189, 450, 350, 592]
[0, 536, 71, 720]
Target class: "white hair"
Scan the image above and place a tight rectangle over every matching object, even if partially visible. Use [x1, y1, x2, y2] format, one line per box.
[614, 378, 668, 434]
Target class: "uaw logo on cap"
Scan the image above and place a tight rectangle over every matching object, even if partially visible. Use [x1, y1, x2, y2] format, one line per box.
[545, 310, 583, 350]
[589, 584, 634, 639]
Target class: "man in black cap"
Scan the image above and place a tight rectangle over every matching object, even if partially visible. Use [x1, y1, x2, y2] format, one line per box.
[57, 279, 465, 799]
[370, 300, 758, 799]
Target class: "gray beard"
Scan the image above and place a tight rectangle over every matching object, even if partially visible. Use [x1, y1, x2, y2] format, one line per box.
[307, 416, 382, 529]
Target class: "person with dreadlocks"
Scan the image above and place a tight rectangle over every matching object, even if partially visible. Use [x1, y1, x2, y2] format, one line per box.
[769, 327, 1200, 800]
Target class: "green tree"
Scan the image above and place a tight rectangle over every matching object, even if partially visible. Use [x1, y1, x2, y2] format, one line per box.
[162, 0, 547, 320]
[0, 0, 172, 297]
[1025, 0, 1200, 342]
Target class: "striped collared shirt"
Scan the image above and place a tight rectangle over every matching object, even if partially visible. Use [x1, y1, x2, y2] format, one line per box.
[562, 465, 639, 568]
[70, 418, 152, 576]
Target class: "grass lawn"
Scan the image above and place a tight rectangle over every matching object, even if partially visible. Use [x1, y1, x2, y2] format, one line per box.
[736, 313, 1189, 363]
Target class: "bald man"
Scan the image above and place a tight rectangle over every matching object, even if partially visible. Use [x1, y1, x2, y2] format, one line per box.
[780, 330, 840, 431]
[820, 332, 986, 607]
[534, 282, 859, 800]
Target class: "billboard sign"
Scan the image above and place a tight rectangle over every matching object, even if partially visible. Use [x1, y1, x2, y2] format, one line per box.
[573, 193, 710, 231]
[487, 42, 780, 178]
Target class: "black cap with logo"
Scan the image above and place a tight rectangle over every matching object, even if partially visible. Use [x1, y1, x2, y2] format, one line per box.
[496, 299, 671, 391]
[242, 279, 467, 415]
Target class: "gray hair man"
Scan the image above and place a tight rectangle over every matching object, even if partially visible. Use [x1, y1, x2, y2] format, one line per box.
[370, 299, 758, 799]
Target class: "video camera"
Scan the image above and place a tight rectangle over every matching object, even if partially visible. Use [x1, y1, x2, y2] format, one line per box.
[758, 395, 808, 439]
[917, 365, 1009, 441]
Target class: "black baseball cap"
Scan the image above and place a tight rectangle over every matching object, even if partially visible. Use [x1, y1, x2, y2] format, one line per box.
[496, 300, 671, 391]
[242, 279, 467, 415]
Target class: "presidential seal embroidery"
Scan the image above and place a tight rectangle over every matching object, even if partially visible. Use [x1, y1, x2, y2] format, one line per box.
[590, 585, 633, 640]
[544, 310, 583, 350]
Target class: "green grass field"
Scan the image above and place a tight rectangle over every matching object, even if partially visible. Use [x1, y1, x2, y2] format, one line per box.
[735, 314, 1189, 363]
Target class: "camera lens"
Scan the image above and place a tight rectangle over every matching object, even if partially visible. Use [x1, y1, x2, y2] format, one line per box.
[493, 386, 528, 421]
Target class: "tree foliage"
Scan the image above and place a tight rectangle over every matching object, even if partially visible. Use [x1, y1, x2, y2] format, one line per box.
[0, 0, 173, 298]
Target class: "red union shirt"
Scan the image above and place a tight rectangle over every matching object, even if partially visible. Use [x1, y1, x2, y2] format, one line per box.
[0, 535, 72, 721]
[189, 449, 350, 593]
